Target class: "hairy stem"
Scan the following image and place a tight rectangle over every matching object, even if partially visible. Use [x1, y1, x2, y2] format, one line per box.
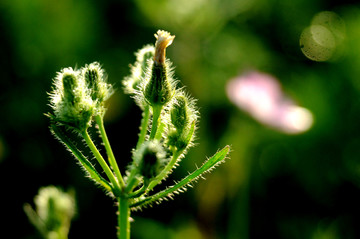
[149, 105, 162, 140]
[131, 145, 230, 208]
[50, 124, 112, 191]
[82, 130, 121, 194]
[118, 196, 130, 239]
[95, 115, 125, 189]
[136, 105, 151, 149]
[147, 149, 183, 192]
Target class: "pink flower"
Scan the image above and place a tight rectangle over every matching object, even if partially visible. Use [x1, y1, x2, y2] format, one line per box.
[227, 71, 313, 134]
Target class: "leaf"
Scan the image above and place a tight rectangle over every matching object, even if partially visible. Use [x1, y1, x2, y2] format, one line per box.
[130, 145, 230, 209]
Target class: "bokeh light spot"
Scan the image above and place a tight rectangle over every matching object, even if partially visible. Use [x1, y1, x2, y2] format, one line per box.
[300, 11, 346, 62]
[300, 25, 335, 62]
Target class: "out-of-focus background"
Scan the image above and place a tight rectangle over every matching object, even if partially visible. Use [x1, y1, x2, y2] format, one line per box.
[1, 0, 360, 238]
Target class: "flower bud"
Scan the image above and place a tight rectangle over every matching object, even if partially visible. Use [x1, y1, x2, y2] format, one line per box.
[144, 63, 174, 106]
[167, 93, 198, 151]
[167, 120, 196, 151]
[144, 30, 176, 106]
[123, 45, 155, 95]
[171, 94, 189, 132]
[133, 141, 166, 181]
[49, 67, 95, 131]
[24, 186, 75, 238]
[81, 62, 113, 116]
[62, 73, 77, 104]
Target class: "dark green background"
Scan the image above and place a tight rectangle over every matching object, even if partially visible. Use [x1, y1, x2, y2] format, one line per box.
[1, 0, 360, 238]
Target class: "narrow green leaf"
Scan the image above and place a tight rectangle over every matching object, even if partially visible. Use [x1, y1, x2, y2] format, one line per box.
[130, 145, 230, 208]
[50, 123, 112, 192]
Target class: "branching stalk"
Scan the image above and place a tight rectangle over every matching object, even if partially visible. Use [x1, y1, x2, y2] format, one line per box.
[147, 149, 183, 192]
[82, 130, 121, 195]
[95, 115, 125, 189]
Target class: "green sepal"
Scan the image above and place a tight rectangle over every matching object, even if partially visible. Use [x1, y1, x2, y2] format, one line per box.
[144, 64, 174, 106]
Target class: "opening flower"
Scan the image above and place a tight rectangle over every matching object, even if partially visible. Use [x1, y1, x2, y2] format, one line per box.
[154, 30, 175, 65]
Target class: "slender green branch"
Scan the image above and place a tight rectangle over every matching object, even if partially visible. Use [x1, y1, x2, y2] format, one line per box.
[128, 185, 146, 198]
[136, 105, 151, 149]
[118, 197, 130, 239]
[128, 180, 149, 198]
[125, 176, 139, 193]
[146, 149, 183, 192]
[50, 124, 112, 191]
[149, 105, 162, 140]
[131, 145, 230, 208]
[95, 115, 125, 189]
[82, 130, 121, 194]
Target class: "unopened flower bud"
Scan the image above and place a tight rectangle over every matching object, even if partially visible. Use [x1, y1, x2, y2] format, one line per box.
[171, 95, 190, 132]
[49, 67, 95, 131]
[123, 45, 155, 95]
[24, 186, 75, 238]
[82, 62, 113, 103]
[62, 73, 77, 104]
[134, 141, 166, 181]
[144, 64, 174, 106]
[168, 93, 198, 151]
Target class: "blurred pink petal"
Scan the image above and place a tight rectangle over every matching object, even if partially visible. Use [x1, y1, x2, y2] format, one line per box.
[227, 71, 313, 134]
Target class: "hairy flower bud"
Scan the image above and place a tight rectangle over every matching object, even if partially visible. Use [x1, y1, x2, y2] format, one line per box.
[123, 45, 155, 95]
[24, 186, 75, 238]
[171, 95, 189, 132]
[133, 141, 166, 181]
[167, 92, 198, 151]
[49, 67, 95, 131]
[82, 62, 113, 115]
[62, 73, 77, 104]
[144, 64, 174, 106]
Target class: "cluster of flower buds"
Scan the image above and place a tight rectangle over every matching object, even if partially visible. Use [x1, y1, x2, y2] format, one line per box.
[124, 30, 198, 184]
[46, 30, 229, 221]
[48, 62, 113, 132]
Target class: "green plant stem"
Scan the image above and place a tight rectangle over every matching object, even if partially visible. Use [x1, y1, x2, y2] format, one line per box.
[136, 105, 150, 149]
[82, 130, 121, 194]
[50, 124, 112, 191]
[118, 196, 130, 239]
[149, 105, 162, 140]
[131, 145, 230, 208]
[147, 149, 183, 192]
[95, 115, 125, 189]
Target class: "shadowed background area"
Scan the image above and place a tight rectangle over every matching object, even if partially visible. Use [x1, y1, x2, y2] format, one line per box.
[1, 0, 360, 238]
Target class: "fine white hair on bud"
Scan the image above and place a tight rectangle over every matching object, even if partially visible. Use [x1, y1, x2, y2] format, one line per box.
[48, 62, 115, 131]
[81, 62, 113, 116]
[123, 45, 155, 95]
[154, 30, 175, 66]
[49, 67, 94, 131]
[133, 140, 167, 181]
[167, 90, 199, 152]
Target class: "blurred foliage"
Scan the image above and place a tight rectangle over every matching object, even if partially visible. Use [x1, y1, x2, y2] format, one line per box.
[1, 0, 360, 238]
